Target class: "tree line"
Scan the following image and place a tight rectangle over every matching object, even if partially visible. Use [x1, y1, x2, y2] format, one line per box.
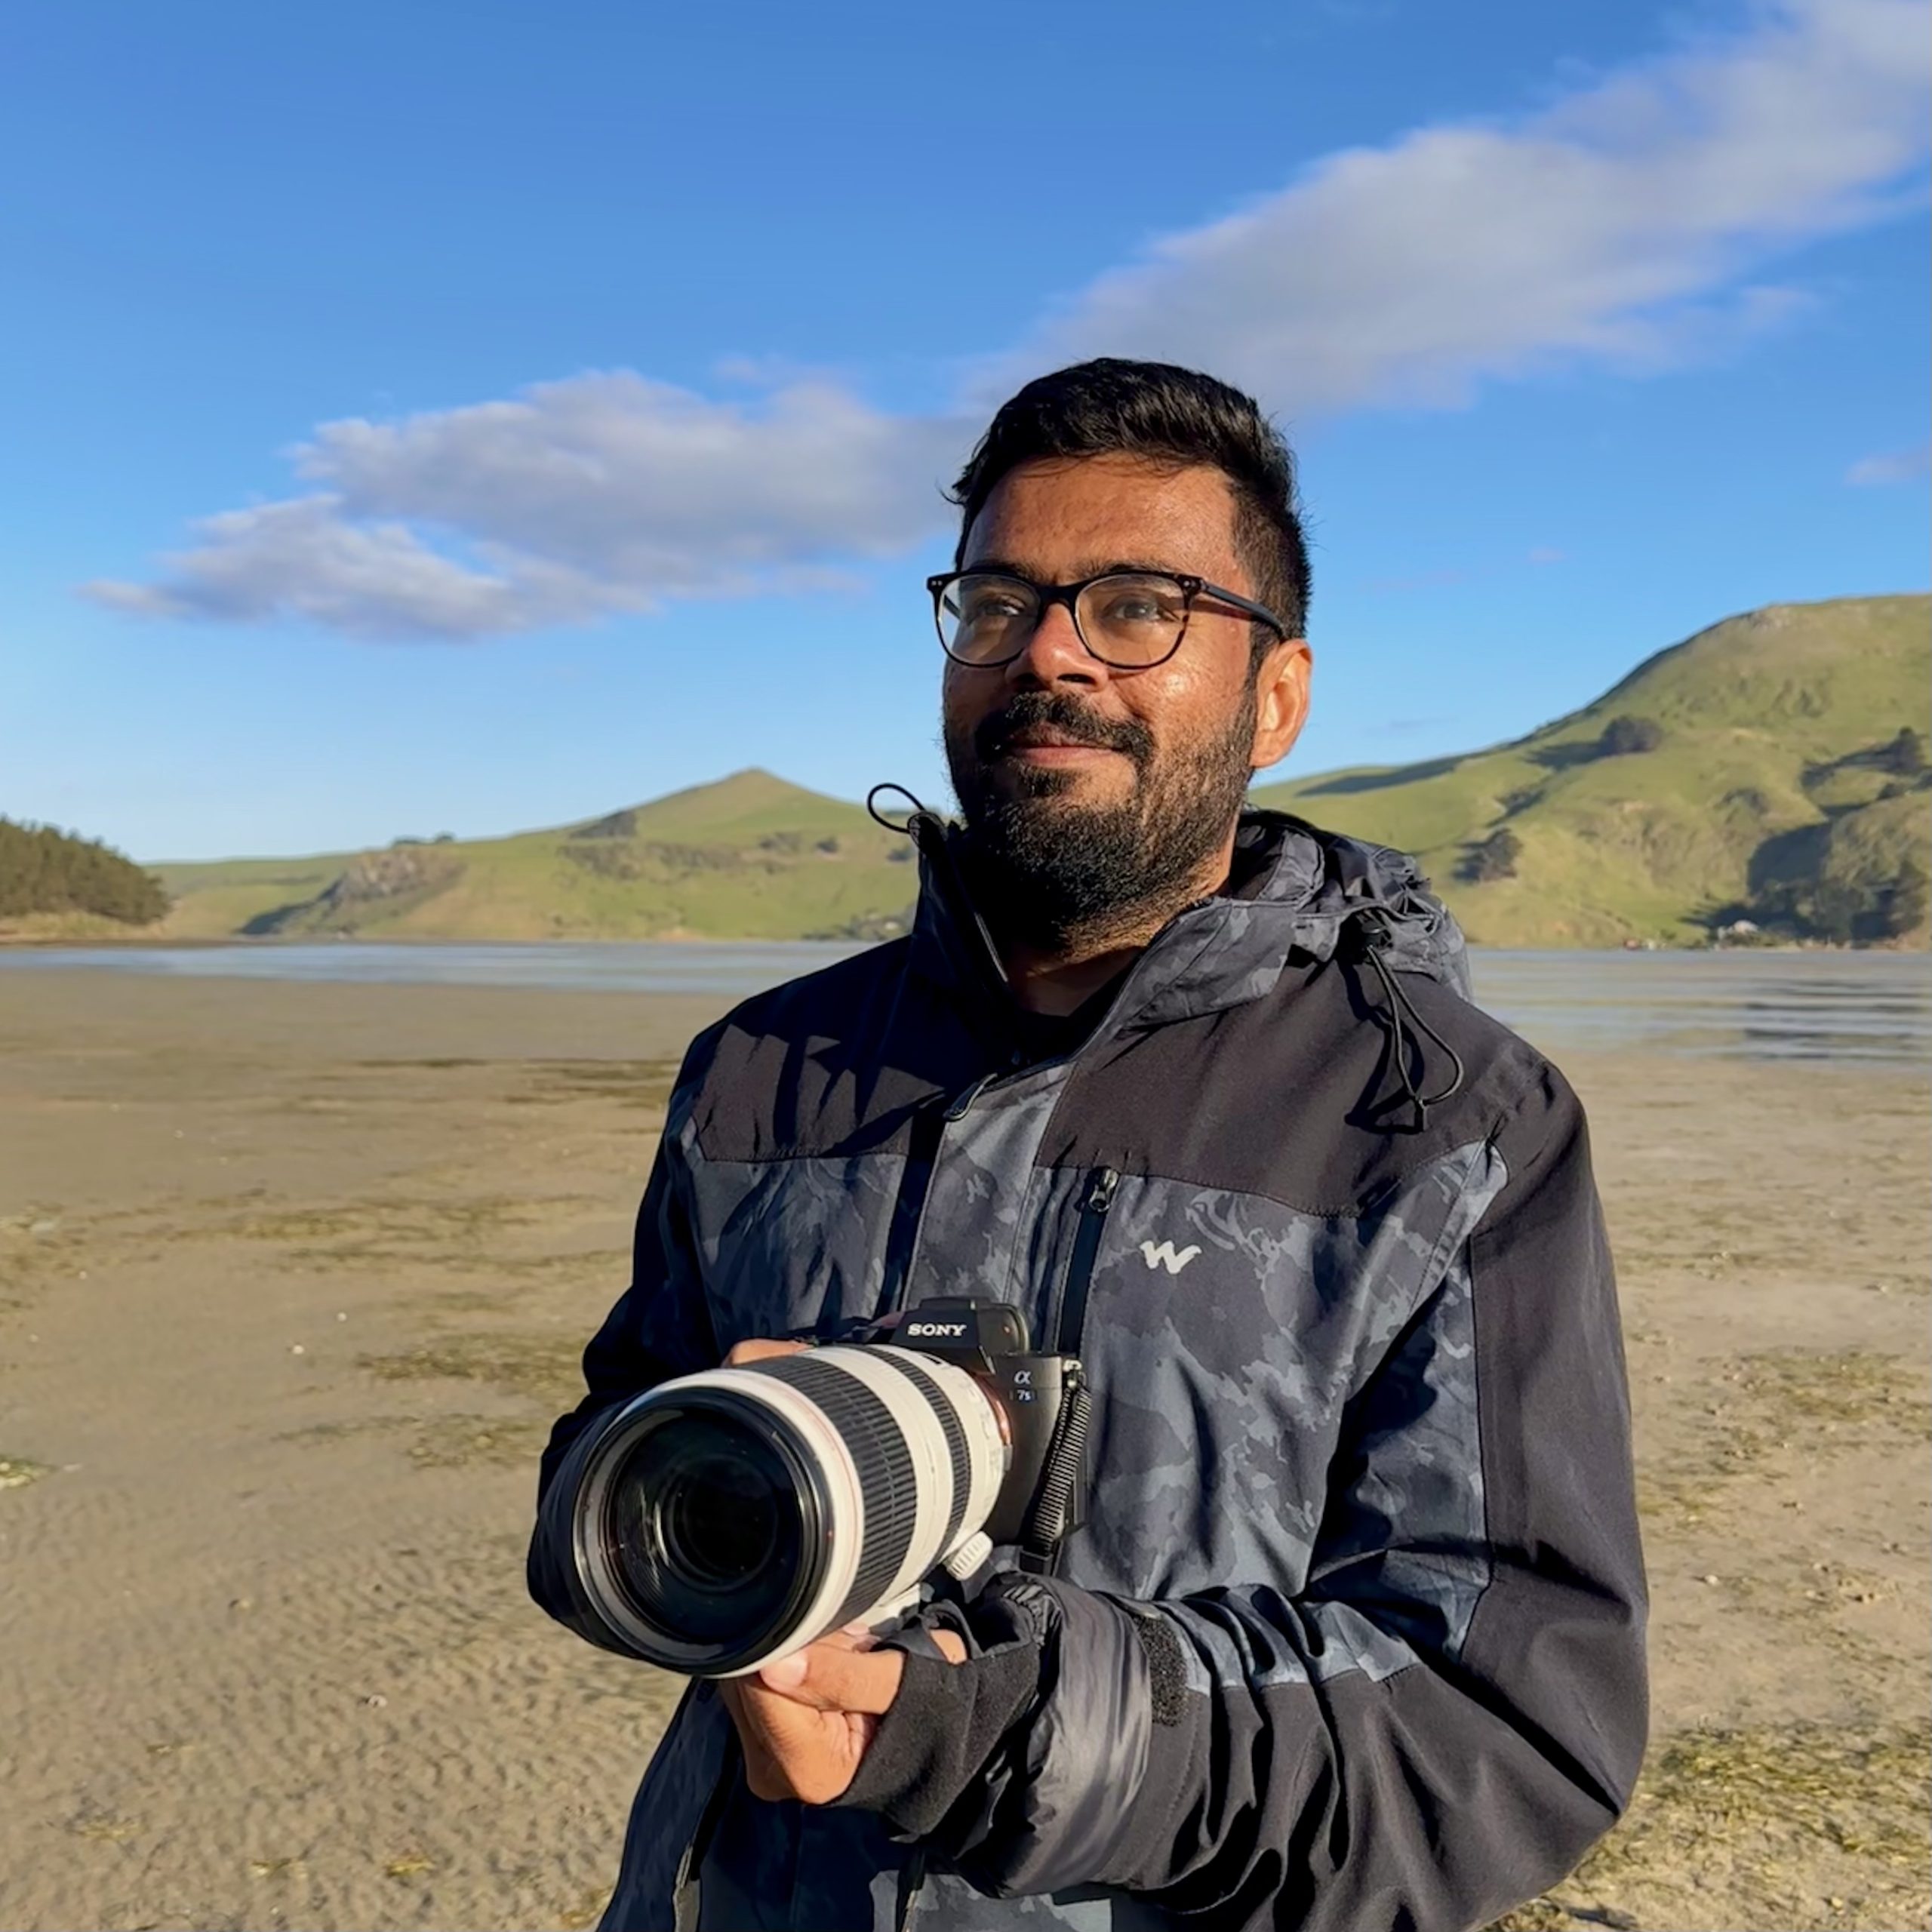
[0, 817, 171, 924]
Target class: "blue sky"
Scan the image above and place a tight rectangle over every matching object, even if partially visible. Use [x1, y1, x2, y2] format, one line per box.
[2, 0, 1926, 862]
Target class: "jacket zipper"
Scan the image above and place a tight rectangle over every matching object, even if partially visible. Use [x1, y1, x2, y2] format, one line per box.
[1054, 1166, 1119, 1355]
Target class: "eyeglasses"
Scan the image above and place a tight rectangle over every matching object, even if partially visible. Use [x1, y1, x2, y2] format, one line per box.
[928, 569, 1289, 671]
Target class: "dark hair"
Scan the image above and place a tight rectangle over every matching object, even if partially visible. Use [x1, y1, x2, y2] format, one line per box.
[949, 358, 1309, 651]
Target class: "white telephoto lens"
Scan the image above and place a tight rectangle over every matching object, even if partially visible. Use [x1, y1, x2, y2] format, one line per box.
[566, 1343, 1009, 1678]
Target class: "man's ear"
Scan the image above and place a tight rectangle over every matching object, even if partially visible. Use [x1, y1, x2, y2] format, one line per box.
[1249, 638, 1313, 774]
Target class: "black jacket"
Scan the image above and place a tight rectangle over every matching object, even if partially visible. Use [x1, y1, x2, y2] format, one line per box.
[530, 811, 1648, 1931]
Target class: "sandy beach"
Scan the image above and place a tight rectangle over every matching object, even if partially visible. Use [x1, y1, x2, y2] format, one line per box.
[2, 969, 1926, 1932]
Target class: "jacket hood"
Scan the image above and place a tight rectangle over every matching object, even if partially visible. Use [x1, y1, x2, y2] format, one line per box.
[1238, 810, 1472, 993]
[898, 802, 1470, 1035]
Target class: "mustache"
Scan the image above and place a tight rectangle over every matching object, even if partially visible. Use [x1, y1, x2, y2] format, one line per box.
[972, 693, 1154, 768]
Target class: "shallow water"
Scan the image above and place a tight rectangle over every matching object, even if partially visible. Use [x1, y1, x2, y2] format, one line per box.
[1470, 949, 1929, 1066]
[3, 940, 1926, 1066]
[0, 938, 854, 998]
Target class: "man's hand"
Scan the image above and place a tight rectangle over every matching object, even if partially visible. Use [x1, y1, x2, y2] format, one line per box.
[716, 1336, 968, 1804]
[723, 1337, 814, 1368]
[719, 1624, 968, 1804]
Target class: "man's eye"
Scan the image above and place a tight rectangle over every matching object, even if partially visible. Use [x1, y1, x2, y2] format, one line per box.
[962, 594, 1029, 624]
[1095, 591, 1181, 626]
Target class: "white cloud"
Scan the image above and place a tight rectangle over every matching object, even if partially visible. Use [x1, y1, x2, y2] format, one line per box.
[88, 379, 970, 640]
[92, 0, 1929, 641]
[86, 497, 617, 638]
[300, 374, 968, 583]
[1011, 0, 1927, 408]
[1846, 441, 1932, 486]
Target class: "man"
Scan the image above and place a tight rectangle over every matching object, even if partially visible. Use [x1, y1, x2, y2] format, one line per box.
[530, 359, 1647, 1932]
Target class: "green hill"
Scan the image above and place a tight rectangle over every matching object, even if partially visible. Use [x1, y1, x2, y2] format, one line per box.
[1254, 595, 1930, 947]
[149, 595, 1929, 949]
[153, 770, 919, 942]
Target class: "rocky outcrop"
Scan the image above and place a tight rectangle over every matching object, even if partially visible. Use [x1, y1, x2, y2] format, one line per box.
[242, 847, 463, 934]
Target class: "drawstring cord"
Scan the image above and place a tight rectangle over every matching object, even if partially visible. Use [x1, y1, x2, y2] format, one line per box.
[866, 783, 925, 835]
[867, 785, 1011, 1005]
[1358, 917, 1466, 1131]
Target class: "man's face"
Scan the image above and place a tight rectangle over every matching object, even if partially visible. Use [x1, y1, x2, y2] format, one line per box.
[941, 454, 1310, 941]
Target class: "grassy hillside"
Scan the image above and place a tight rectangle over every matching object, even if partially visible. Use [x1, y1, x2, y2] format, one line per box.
[154, 770, 919, 942]
[149, 597, 1929, 949]
[1254, 595, 1930, 947]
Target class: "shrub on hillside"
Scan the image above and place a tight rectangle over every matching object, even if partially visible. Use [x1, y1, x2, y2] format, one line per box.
[570, 809, 639, 840]
[1768, 858, 1931, 944]
[1881, 726, 1926, 776]
[1803, 879, 1868, 944]
[1886, 860, 1930, 937]
[1598, 715, 1665, 756]
[0, 818, 170, 924]
[1459, 828, 1522, 884]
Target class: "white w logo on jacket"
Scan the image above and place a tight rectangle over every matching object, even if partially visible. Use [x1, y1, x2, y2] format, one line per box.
[1139, 1238, 1201, 1275]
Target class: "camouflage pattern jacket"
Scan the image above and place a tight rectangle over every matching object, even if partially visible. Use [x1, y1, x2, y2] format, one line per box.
[529, 810, 1647, 1932]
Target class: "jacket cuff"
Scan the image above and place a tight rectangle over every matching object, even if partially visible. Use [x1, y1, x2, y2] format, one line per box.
[836, 1635, 1041, 1836]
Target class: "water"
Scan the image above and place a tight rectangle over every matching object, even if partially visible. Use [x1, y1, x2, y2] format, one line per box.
[0, 940, 862, 998]
[1469, 949, 1929, 1066]
[3, 940, 1927, 1066]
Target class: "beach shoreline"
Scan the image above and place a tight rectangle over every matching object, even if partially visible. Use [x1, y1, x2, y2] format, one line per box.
[2, 971, 1925, 1931]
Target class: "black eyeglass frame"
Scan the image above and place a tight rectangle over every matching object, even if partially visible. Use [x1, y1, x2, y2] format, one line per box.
[925, 568, 1291, 670]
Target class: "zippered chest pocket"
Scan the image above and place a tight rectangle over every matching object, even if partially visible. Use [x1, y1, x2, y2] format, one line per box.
[1051, 1165, 1119, 1356]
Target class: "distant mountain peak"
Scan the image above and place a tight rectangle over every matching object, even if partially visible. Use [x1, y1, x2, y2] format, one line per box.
[571, 767, 845, 836]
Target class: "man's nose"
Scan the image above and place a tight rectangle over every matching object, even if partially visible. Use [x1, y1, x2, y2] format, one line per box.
[1002, 598, 1106, 691]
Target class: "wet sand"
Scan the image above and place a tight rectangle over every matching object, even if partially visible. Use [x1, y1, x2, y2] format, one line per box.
[1, 971, 1926, 1932]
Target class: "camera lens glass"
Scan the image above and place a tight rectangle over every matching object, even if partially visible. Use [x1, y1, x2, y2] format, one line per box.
[603, 1404, 808, 1646]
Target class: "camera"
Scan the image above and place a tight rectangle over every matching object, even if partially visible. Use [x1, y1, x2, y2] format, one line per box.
[541, 1298, 1090, 1678]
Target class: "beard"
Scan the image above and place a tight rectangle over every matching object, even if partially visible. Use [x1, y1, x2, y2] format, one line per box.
[944, 687, 1258, 952]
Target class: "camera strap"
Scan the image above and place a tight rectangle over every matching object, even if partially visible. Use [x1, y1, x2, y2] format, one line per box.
[894, 1849, 929, 1932]
[669, 1689, 737, 1932]
[1016, 1373, 1094, 1577]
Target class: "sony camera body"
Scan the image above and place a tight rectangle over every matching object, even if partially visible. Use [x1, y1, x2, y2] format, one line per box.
[872, 1297, 1088, 1552]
